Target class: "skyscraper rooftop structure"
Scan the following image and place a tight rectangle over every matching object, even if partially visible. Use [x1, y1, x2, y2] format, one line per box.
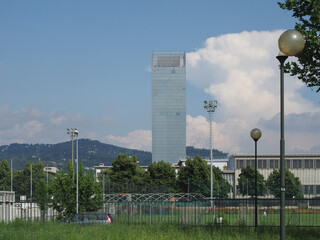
[152, 51, 186, 165]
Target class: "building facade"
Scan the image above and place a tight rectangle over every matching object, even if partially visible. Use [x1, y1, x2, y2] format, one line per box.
[228, 154, 320, 198]
[152, 51, 186, 165]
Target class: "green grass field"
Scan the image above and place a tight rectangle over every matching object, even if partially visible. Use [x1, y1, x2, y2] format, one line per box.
[1, 220, 320, 240]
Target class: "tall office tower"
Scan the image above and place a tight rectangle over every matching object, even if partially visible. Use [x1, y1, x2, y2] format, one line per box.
[152, 51, 186, 165]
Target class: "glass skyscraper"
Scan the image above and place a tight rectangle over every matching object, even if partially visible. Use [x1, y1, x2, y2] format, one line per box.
[152, 51, 186, 165]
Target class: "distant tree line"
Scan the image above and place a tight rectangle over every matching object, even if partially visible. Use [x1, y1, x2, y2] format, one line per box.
[237, 165, 303, 198]
[0, 153, 303, 220]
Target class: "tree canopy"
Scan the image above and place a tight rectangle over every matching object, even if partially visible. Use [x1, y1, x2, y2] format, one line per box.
[266, 168, 303, 198]
[0, 159, 10, 191]
[278, 0, 320, 91]
[177, 155, 231, 198]
[237, 165, 267, 197]
[13, 162, 46, 199]
[49, 161, 102, 218]
[147, 160, 176, 192]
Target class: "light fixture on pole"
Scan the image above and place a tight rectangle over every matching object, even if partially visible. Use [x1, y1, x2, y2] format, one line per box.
[67, 128, 76, 167]
[277, 29, 305, 240]
[67, 128, 79, 214]
[204, 100, 218, 207]
[250, 128, 262, 228]
[74, 129, 79, 214]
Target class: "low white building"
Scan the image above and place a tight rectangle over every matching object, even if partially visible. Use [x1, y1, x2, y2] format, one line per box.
[228, 154, 320, 198]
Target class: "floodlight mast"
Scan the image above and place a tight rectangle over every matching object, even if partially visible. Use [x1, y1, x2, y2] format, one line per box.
[67, 128, 79, 214]
[204, 100, 218, 208]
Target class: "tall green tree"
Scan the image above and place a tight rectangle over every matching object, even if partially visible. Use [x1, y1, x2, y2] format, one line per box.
[147, 160, 176, 192]
[278, 0, 320, 91]
[0, 159, 10, 191]
[50, 161, 103, 218]
[108, 154, 148, 192]
[49, 161, 76, 218]
[78, 163, 102, 212]
[177, 156, 231, 198]
[34, 179, 51, 222]
[177, 156, 210, 195]
[212, 165, 232, 199]
[266, 168, 303, 198]
[13, 162, 46, 199]
[237, 165, 267, 197]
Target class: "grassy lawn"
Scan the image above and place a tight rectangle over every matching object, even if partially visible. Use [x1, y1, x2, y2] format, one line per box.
[1, 220, 320, 240]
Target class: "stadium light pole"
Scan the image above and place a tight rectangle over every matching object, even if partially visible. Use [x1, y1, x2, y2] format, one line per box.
[204, 100, 218, 207]
[67, 128, 76, 167]
[11, 159, 13, 192]
[67, 128, 79, 213]
[277, 29, 305, 240]
[250, 128, 262, 228]
[75, 129, 79, 214]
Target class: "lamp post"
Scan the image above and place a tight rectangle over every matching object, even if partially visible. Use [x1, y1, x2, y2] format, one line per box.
[277, 29, 305, 240]
[67, 128, 79, 214]
[250, 128, 262, 228]
[204, 100, 218, 207]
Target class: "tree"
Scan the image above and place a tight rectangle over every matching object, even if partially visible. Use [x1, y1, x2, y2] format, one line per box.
[0, 159, 10, 191]
[147, 160, 176, 192]
[212, 165, 232, 199]
[13, 162, 46, 199]
[78, 163, 102, 212]
[109, 154, 148, 192]
[177, 156, 210, 195]
[266, 168, 303, 198]
[49, 161, 76, 218]
[237, 166, 267, 197]
[177, 156, 231, 198]
[50, 161, 103, 218]
[278, 0, 320, 91]
[34, 179, 51, 222]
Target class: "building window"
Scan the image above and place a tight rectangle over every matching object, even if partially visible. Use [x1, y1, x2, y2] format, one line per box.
[316, 160, 320, 168]
[304, 159, 313, 169]
[275, 160, 279, 168]
[270, 160, 274, 168]
[316, 185, 320, 194]
[292, 160, 302, 169]
[286, 160, 291, 168]
[238, 160, 244, 169]
[263, 160, 267, 169]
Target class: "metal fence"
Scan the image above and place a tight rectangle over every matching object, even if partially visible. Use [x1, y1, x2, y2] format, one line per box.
[104, 198, 320, 227]
[0, 201, 58, 222]
[2, 197, 320, 227]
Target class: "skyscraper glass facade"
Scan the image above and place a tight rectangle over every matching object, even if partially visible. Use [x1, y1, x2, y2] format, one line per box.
[152, 51, 186, 165]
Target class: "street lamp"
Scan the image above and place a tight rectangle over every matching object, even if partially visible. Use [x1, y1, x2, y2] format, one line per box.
[204, 100, 218, 207]
[277, 29, 305, 240]
[250, 128, 262, 228]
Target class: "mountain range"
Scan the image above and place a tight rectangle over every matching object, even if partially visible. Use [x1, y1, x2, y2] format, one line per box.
[0, 139, 228, 169]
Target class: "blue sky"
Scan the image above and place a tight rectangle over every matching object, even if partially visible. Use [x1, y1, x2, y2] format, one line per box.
[1, 0, 319, 154]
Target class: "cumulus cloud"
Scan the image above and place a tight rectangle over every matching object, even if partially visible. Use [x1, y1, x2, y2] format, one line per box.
[0, 106, 115, 146]
[187, 30, 320, 154]
[106, 130, 152, 151]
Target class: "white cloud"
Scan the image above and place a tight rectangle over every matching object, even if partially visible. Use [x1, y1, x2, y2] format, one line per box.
[106, 130, 152, 151]
[187, 30, 320, 154]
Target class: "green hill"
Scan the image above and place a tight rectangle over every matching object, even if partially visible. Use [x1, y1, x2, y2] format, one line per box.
[0, 139, 227, 169]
